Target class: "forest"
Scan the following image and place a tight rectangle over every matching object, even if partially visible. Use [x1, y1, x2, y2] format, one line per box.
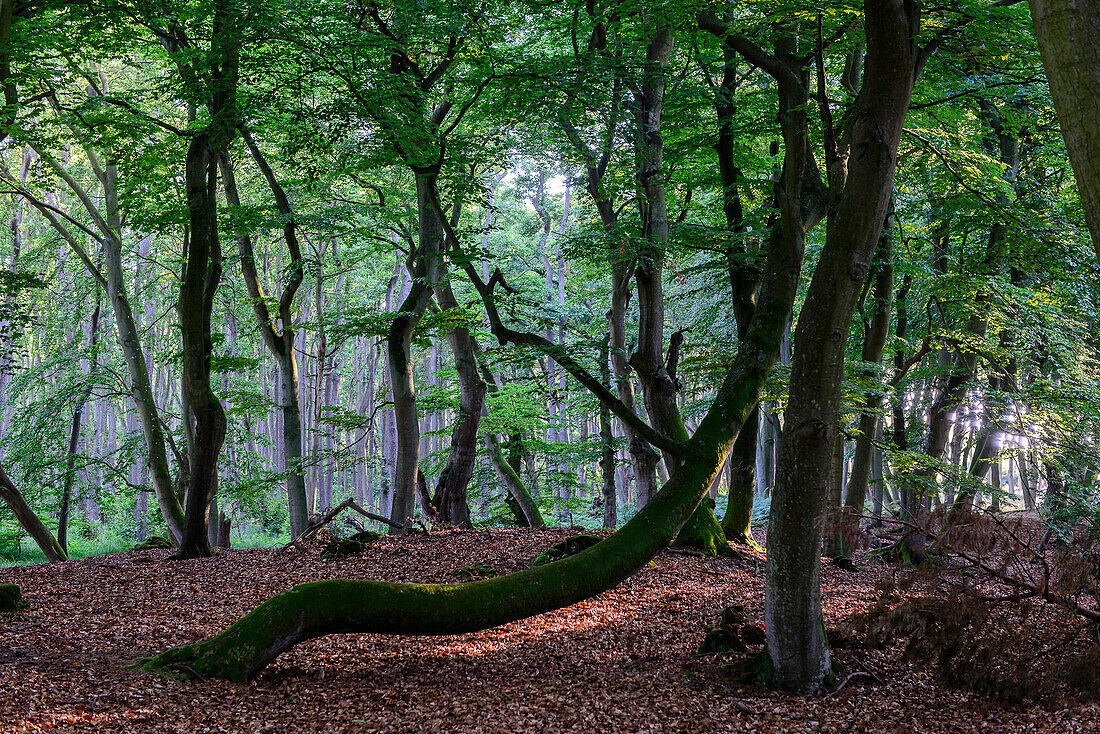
[2, 0, 1100, 730]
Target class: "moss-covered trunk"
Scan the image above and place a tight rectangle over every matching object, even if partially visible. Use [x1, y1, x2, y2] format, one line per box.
[721, 404, 759, 547]
[475, 342, 544, 528]
[142, 160, 804, 681]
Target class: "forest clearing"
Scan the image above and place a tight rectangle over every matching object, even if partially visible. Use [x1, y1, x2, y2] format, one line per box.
[3, 0, 1100, 729]
[4, 526, 1100, 733]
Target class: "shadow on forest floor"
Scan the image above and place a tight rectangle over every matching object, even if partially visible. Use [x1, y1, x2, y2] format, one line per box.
[1, 527, 1097, 733]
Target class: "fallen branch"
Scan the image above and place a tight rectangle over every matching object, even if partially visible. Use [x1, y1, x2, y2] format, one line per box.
[281, 498, 421, 552]
[825, 670, 880, 698]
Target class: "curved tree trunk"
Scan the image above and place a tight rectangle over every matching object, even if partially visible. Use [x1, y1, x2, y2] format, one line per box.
[599, 334, 618, 529]
[430, 268, 486, 527]
[474, 348, 544, 528]
[142, 158, 805, 681]
[225, 133, 310, 538]
[721, 404, 760, 546]
[176, 131, 230, 559]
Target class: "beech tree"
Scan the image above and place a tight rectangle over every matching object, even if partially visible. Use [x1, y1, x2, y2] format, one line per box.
[1, 0, 1098, 701]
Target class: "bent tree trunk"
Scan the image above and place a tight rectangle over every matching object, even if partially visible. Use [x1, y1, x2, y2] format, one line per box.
[722, 404, 760, 546]
[475, 352, 545, 528]
[141, 175, 803, 682]
[221, 140, 309, 538]
[58, 296, 102, 553]
[0, 461, 66, 562]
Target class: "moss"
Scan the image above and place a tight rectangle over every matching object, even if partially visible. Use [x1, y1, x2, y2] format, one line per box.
[133, 536, 175, 551]
[531, 534, 602, 566]
[0, 584, 25, 612]
[671, 498, 733, 557]
[743, 649, 775, 684]
[698, 627, 746, 654]
[454, 565, 496, 581]
[320, 537, 372, 560]
[725, 529, 764, 552]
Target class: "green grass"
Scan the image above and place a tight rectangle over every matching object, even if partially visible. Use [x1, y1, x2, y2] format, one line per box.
[0, 528, 290, 568]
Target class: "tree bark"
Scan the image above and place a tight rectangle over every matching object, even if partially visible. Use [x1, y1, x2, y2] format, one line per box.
[0, 461, 65, 562]
[1028, 0, 1100, 252]
[58, 295, 101, 553]
[387, 172, 440, 530]
[226, 132, 310, 537]
[835, 222, 894, 557]
[765, 2, 919, 692]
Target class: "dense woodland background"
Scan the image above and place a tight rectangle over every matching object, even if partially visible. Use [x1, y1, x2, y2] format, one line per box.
[1, 0, 1092, 556]
[1, 0, 1100, 704]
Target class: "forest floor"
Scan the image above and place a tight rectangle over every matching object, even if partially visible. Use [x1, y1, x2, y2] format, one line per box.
[1, 526, 1098, 733]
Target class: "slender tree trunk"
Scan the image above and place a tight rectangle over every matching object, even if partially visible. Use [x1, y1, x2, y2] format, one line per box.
[835, 223, 894, 557]
[599, 334, 617, 529]
[58, 296, 101, 553]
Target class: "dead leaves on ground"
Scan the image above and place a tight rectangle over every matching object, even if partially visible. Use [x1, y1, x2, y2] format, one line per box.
[1, 527, 1097, 732]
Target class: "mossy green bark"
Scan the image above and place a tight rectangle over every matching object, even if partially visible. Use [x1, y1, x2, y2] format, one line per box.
[134, 536, 175, 551]
[140, 206, 800, 682]
[721, 405, 762, 551]
[531, 535, 601, 566]
[0, 583, 25, 612]
[671, 498, 734, 557]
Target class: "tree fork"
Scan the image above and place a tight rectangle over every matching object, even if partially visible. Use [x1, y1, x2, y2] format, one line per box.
[141, 181, 803, 681]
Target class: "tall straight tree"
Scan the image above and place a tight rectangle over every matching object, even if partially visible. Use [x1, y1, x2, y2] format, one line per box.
[219, 131, 309, 538]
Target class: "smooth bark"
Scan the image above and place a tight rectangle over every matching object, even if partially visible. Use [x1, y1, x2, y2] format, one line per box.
[765, 2, 919, 692]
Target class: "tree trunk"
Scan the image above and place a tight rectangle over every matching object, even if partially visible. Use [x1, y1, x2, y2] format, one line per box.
[1029, 0, 1100, 252]
[58, 296, 101, 553]
[599, 334, 618, 529]
[836, 224, 894, 556]
[765, 3, 918, 692]
[721, 404, 760, 547]
[430, 254, 485, 528]
[229, 133, 310, 537]
[176, 129, 232, 558]
[0, 461, 66, 562]
[387, 172, 440, 531]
